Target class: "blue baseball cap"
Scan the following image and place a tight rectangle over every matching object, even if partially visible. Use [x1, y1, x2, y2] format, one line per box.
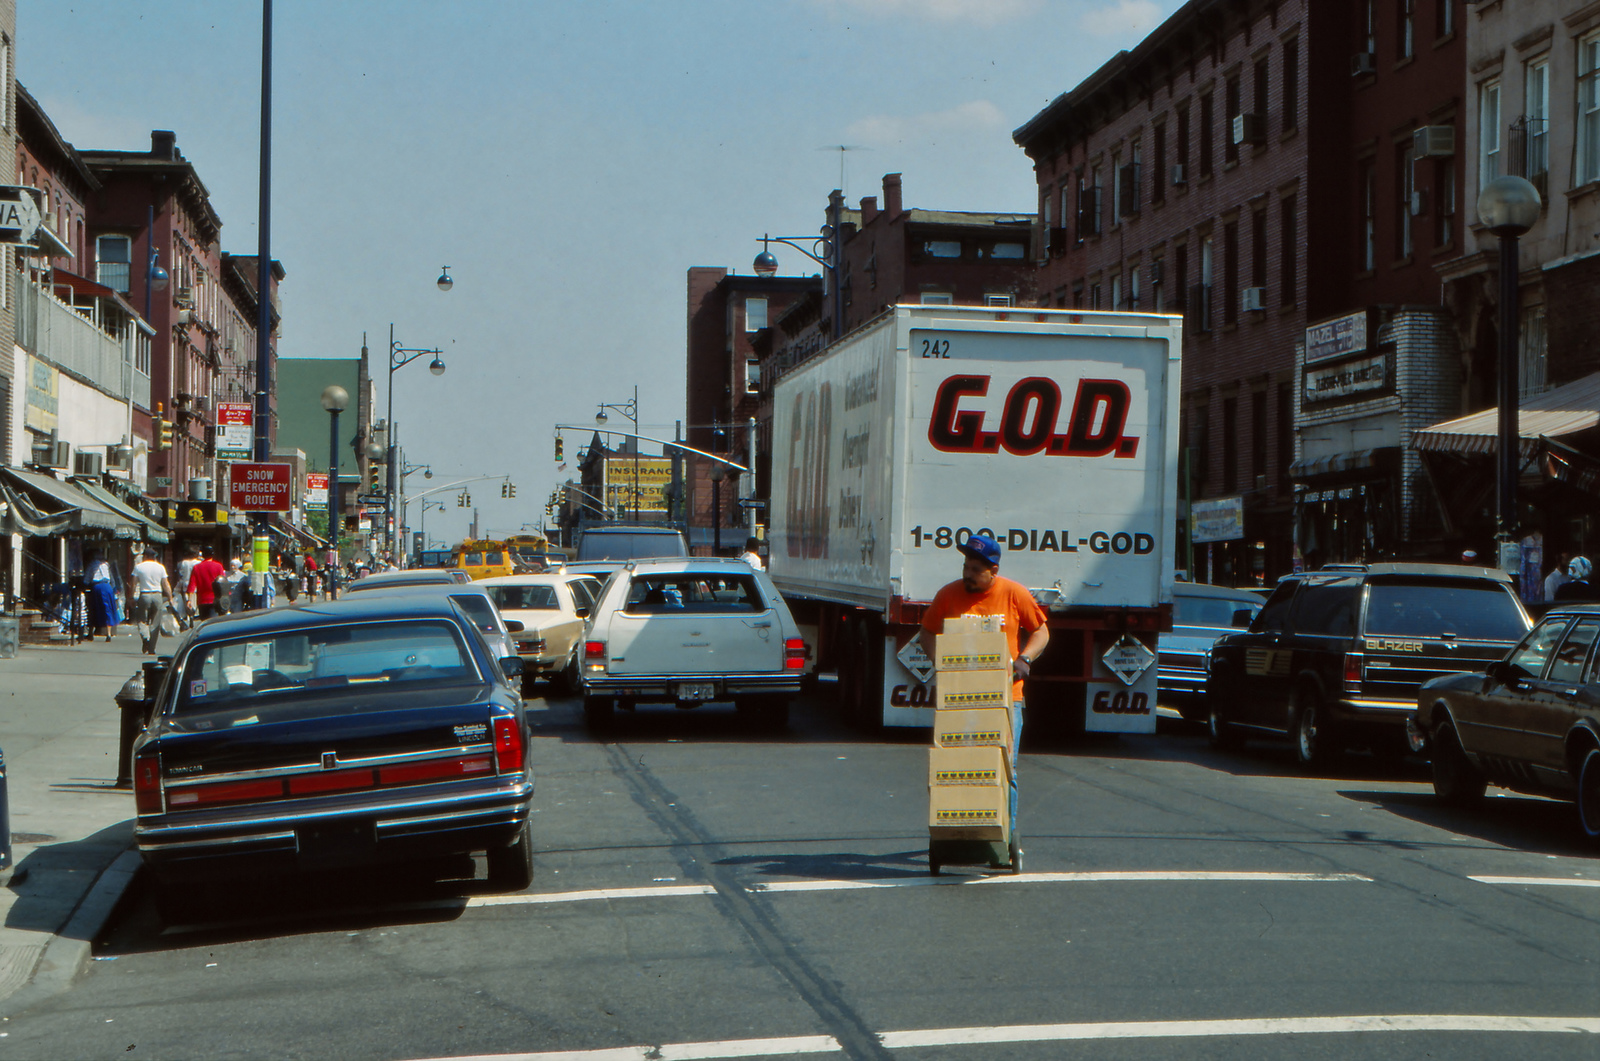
[957, 533, 1001, 566]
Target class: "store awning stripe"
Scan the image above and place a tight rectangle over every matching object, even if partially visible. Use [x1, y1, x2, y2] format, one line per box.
[1412, 370, 1600, 455]
[0, 467, 138, 536]
[70, 479, 170, 544]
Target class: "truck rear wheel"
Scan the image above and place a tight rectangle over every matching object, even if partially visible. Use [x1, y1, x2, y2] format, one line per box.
[847, 615, 883, 735]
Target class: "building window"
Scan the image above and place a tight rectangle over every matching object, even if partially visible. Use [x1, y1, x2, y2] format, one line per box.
[1199, 92, 1214, 178]
[1524, 58, 1549, 192]
[745, 296, 767, 332]
[745, 359, 761, 394]
[1253, 57, 1269, 131]
[1224, 77, 1241, 166]
[1251, 389, 1267, 482]
[1090, 281, 1102, 310]
[1251, 206, 1268, 293]
[1176, 101, 1191, 175]
[1150, 258, 1163, 310]
[1435, 159, 1456, 246]
[1438, 0, 1453, 38]
[920, 292, 953, 305]
[1581, 36, 1600, 185]
[1072, 280, 1085, 308]
[1479, 78, 1501, 185]
[1111, 152, 1123, 220]
[1280, 193, 1298, 306]
[925, 241, 962, 258]
[1062, 184, 1074, 245]
[1152, 122, 1167, 204]
[1359, 159, 1376, 271]
[1110, 273, 1122, 310]
[96, 235, 132, 292]
[1283, 37, 1299, 134]
[990, 242, 1025, 259]
[1520, 306, 1548, 398]
[1175, 243, 1189, 312]
[1222, 221, 1238, 325]
[1398, 0, 1414, 60]
[1397, 143, 1415, 260]
[1222, 396, 1238, 492]
[1129, 266, 1140, 309]
[1277, 381, 1293, 485]
[1364, 0, 1377, 55]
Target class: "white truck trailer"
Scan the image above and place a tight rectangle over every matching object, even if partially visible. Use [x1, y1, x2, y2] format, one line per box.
[767, 305, 1182, 733]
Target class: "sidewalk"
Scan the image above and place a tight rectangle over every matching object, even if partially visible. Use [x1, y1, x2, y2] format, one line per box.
[0, 630, 148, 1010]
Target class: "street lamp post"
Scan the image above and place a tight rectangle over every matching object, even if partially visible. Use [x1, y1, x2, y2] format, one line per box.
[321, 385, 349, 597]
[1477, 175, 1543, 572]
[710, 463, 726, 555]
[752, 189, 846, 340]
[418, 497, 446, 556]
[596, 386, 640, 520]
[383, 323, 446, 559]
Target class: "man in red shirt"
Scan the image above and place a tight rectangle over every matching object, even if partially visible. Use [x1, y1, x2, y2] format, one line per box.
[188, 546, 227, 620]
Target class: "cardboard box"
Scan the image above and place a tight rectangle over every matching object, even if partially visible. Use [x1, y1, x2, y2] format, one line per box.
[934, 667, 1013, 711]
[942, 614, 1005, 635]
[928, 748, 1010, 841]
[932, 707, 1013, 752]
[934, 629, 1011, 672]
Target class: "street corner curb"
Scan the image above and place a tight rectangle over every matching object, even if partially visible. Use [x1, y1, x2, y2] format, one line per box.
[0, 849, 140, 1014]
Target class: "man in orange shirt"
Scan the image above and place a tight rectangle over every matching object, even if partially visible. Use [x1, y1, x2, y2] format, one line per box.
[919, 534, 1049, 842]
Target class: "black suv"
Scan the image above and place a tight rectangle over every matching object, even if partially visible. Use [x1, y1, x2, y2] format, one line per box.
[1206, 563, 1530, 767]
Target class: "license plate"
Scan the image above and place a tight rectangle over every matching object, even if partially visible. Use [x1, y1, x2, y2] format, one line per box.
[296, 819, 376, 870]
[677, 682, 716, 701]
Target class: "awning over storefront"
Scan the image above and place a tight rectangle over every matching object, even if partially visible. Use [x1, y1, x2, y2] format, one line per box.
[0, 468, 141, 538]
[70, 479, 171, 544]
[1288, 448, 1392, 481]
[1412, 371, 1600, 456]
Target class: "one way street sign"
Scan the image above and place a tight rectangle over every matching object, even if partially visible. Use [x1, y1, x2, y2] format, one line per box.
[0, 187, 42, 245]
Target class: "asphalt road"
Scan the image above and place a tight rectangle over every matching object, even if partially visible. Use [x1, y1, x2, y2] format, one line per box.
[1, 685, 1597, 1061]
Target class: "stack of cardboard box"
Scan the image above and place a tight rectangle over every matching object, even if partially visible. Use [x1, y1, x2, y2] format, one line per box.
[927, 615, 1014, 843]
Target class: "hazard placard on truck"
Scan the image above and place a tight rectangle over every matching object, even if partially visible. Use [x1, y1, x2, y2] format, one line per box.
[768, 305, 1181, 734]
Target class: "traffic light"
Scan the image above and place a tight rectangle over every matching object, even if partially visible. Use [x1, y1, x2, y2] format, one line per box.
[500, 482, 508, 499]
[368, 461, 382, 491]
[554, 436, 564, 462]
[457, 491, 466, 508]
[153, 404, 171, 451]
[508, 483, 516, 498]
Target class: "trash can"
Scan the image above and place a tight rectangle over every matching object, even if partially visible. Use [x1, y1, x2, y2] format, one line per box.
[0, 747, 11, 872]
[115, 667, 156, 789]
[0, 615, 18, 659]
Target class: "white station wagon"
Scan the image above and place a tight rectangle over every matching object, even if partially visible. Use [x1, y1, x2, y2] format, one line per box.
[579, 557, 810, 730]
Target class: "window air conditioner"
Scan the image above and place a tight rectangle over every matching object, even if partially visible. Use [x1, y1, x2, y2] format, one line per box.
[106, 444, 132, 470]
[48, 441, 70, 468]
[175, 286, 194, 306]
[1232, 113, 1266, 146]
[1148, 261, 1164, 284]
[1241, 287, 1266, 313]
[1413, 125, 1455, 158]
[1170, 164, 1186, 186]
[1352, 52, 1377, 76]
[74, 451, 104, 476]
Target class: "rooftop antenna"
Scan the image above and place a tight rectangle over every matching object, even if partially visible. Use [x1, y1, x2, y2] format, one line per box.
[818, 145, 867, 196]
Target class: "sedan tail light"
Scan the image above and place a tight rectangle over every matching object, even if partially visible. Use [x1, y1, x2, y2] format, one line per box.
[133, 751, 163, 815]
[494, 717, 525, 774]
[785, 637, 809, 670]
[1342, 652, 1363, 695]
[584, 640, 607, 672]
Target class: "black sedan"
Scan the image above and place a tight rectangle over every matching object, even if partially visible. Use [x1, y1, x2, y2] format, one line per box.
[131, 593, 535, 917]
[1411, 602, 1600, 844]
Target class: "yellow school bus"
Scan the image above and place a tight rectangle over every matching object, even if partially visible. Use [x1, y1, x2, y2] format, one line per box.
[452, 539, 516, 581]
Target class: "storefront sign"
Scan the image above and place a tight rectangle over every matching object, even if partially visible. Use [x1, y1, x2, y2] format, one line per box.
[24, 357, 58, 433]
[304, 472, 329, 510]
[1304, 354, 1388, 403]
[228, 462, 293, 511]
[165, 500, 230, 525]
[1304, 311, 1369, 366]
[1191, 495, 1245, 543]
[604, 457, 672, 513]
[216, 402, 253, 459]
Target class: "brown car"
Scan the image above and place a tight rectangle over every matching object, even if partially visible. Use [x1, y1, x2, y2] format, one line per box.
[1410, 602, 1600, 844]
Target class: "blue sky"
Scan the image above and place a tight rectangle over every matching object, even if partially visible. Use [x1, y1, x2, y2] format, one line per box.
[20, 0, 1179, 545]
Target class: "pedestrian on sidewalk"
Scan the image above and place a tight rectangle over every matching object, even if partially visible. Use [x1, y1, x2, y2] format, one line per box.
[85, 550, 121, 642]
[188, 547, 226, 620]
[174, 543, 201, 626]
[128, 547, 173, 654]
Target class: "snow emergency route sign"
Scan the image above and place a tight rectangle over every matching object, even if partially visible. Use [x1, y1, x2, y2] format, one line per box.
[1102, 634, 1156, 686]
[229, 462, 292, 511]
[896, 639, 935, 685]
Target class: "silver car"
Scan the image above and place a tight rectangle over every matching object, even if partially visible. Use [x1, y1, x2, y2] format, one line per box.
[348, 582, 520, 665]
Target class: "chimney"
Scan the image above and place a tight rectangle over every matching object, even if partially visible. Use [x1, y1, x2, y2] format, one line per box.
[151, 130, 178, 160]
[860, 196, 878, 225]
[883, 173, 903, 218]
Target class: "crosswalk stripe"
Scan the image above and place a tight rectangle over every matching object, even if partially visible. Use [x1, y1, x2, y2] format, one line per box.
[468, 884, 716, 907]
[1468, 876, 1600, 889]
[755, 870, 1371, 893]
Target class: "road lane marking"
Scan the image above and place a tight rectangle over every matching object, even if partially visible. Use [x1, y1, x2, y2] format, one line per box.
[407, 1016, 1600, 1060]
[1470, 876, 1600, 888]
[753, 871, 1371, 893]
[409, 1034, 842, 1060]
[468, 884, 717, 907]
[877, 1014, 1600, 1048]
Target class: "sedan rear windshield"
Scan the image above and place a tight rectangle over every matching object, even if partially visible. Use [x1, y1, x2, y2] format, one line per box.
[624, 574, 767, 614]
[1364, 580, 1527, 641]
[1173, 593, 1260, 627]
[450, 594, 501, 634]
[578, 533, 687, 561]
[488, 584, 559, 611]
[173, 620, 479, 717]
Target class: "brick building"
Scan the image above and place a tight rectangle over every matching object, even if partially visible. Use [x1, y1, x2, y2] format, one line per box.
[1015, 0, 1312, 583]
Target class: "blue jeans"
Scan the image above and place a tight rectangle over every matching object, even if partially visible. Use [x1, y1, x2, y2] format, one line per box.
[1009, 699, 1023, 837]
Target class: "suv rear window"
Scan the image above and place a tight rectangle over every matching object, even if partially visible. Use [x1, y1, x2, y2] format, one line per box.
[578, 532, 688, 561]
[624, 574, 766, 614]
[1364, 579, 1526, 641]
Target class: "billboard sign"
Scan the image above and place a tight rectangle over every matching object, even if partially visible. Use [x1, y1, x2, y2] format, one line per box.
[604, 457, 671, 513]
[1191, 495, 1246, 543]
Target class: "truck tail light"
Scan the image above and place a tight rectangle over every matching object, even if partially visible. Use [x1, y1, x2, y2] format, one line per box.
[133, 752, 164, 815]
[494, 717, 524, 774]
[1342, 652, 1363, 694]
[584, 640, 607, 673]
[784, 637, 808, 669]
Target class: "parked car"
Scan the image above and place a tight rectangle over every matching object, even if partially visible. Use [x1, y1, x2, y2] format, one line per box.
[1411, 603, 1600, 842]
[352, 582, 520, 664]
[130, 593, 535, 919]
[346, 569, 470, 592]
[1157, 583, 1264, 721]
[579, 557, 810, 730]
[1206, 563, 1530, 767]
[478, 573, 602, 689]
